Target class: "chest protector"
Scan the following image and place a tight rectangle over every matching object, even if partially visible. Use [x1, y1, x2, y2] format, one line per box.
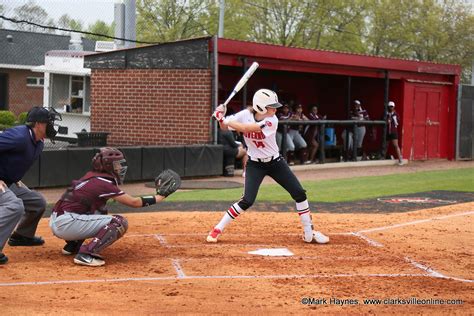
[57, 171, 118, 213]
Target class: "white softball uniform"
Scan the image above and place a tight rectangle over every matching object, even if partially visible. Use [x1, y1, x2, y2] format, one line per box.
[225, 109, 279, 159]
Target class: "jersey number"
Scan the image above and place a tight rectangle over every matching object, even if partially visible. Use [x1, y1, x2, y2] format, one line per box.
[252, 141, 265, 148]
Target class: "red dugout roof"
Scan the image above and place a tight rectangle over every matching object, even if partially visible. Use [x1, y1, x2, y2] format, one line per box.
[215, 38, 461, 81]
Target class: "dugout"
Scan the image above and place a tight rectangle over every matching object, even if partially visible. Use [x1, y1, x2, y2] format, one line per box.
[83, 36, 461, 161]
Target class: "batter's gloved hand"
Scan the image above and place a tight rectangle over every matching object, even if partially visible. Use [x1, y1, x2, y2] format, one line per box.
[216, 104, 227, 116]
[212, 110, 225, 123]
[155, 169, 181, 197]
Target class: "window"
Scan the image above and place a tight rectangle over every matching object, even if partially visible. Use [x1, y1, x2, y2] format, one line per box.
[26, 77, 44, 87]
[50, 74, 70, 112]
[70, 76, 84, 113]
[50, 74, 90, 114]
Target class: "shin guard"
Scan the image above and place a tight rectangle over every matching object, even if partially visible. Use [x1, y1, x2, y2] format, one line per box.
[80, 215, 128, 255]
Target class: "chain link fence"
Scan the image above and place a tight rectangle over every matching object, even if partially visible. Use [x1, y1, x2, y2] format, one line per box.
[0, 0, 141, 149]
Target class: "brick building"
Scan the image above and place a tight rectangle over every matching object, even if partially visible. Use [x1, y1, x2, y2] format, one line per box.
[0, 29, 95, 115]
[84, 36, 460, 161]
[85, 38, 212, 146]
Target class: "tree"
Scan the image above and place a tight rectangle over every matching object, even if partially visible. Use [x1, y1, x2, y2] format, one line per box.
[365, 0, 474, 82]
[235, 0, 367, 51]
[240, 0, 314, 46]
[135, 0, 473, 82]
[411, 0, 474, 82]
[300, 0, 367, 52]
[203, 0, 253, 40]
[136, 0, 220, 43]
[57, 14, 84, 34]
[12, 0, 54, 32]
[85, 20, 114, 41]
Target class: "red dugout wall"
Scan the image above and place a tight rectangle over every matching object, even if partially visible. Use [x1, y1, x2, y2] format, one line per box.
[216, 38, 461, 160]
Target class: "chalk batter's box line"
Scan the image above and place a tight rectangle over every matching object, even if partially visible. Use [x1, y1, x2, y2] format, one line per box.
[126, 210, 474, 239]
[126, 232, 349, 237]
[349, 212, 474, 284]
[0, 273, 431, 287]
[176, 256, 378, 261]
[353, 231, 474, 284]
[168, 210, 473, 284]
[1, 211, 470, 287]
[143, 211, 474, 283]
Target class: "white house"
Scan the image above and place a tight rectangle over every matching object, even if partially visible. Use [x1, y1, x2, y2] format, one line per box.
[32, 50, 94, 138]
[32, 39, 118, 140]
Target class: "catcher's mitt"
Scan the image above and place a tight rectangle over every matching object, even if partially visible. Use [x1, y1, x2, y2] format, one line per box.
[155, 169, 181, 197]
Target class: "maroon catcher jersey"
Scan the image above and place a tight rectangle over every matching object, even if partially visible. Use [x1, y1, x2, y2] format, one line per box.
[53, 171, 125, 215]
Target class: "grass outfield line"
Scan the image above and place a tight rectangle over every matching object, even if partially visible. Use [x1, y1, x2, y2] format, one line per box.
[166, 168, 474, 203]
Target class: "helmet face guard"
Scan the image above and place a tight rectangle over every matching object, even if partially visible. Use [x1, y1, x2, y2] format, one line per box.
[26, 107, 62, 141]
[92, 147, 128, 184]
[112, 159, 128, 184]
[46, 108, 63, 140]
[46, 122, 58, 139]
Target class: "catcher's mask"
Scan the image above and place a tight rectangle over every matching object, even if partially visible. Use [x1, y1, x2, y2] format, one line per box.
[26, 106, 63, 140]
[92, 147, 128, 184]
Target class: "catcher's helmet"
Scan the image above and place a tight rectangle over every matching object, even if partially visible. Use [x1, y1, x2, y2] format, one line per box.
[252, 89, 282, 114]
[92, 147, 128, 184]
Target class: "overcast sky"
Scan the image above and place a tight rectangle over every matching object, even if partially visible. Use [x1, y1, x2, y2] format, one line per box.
[3, 0, 116, 26]
[2, 0, 473, 29]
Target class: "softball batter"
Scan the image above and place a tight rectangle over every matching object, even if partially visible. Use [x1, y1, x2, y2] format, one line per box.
[208, 89, 329, 244]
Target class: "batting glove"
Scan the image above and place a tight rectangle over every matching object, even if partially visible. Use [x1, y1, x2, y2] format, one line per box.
[213, 110, 225, 123]
[216, 104, 227, 116]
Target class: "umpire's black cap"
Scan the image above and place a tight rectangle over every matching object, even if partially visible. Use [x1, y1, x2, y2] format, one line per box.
[26, 106, 51, 123]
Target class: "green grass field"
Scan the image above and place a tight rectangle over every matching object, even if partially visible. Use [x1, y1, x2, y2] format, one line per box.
[167, 168, 474, 203]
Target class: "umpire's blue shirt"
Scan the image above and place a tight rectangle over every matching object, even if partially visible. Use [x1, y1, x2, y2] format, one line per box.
[0, 125, 44, 185]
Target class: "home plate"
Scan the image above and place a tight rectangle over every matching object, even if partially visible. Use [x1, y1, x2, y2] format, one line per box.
[248, 248, 294, 257]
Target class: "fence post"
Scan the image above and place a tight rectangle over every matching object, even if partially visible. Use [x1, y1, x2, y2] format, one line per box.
[281, 123, 288, 159]
[319, 122, 326, 164]
[352, 122, 358, 161]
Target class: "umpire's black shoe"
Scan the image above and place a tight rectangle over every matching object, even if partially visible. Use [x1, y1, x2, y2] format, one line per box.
[8, 233, 45, 246]
[62, 240, 84, 255]
[0, 253, 8, 265]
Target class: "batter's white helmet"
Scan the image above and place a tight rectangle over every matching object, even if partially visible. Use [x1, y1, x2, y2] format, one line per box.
[252, 89, 282, 114]
[388, 101, 395, 107]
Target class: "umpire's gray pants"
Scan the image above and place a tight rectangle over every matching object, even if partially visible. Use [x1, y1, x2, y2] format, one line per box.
[0, 184, 46, 252]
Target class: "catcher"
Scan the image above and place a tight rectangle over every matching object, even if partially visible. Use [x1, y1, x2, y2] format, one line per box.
[49, 147, 181, 267]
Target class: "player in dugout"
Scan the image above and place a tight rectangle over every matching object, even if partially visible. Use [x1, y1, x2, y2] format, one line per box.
[49, 147, 181, 267]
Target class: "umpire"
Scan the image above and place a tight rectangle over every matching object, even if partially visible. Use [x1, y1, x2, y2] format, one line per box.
[0, 106, 60, 265]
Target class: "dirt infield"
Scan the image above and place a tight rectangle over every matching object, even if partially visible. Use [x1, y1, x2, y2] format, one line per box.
[1, 202, 472, 314]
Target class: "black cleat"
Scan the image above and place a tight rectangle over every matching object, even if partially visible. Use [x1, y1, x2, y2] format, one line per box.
[62, 240, 84, 255]
[0, 253, 8, 265]
[8, 234, 45, 247]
